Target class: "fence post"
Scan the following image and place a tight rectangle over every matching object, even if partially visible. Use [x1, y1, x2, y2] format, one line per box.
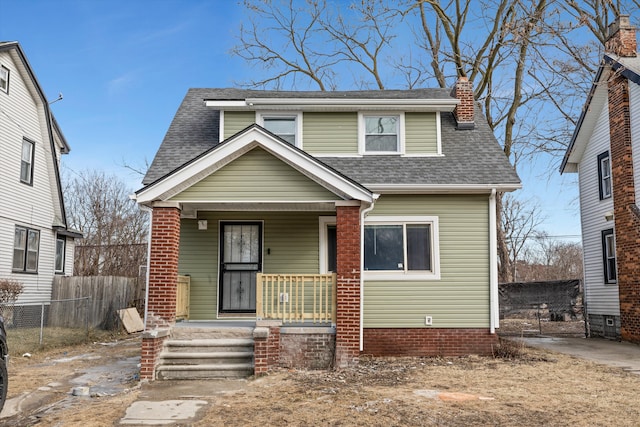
[85, 297, 90, 336]
[39, 302, 45, 345]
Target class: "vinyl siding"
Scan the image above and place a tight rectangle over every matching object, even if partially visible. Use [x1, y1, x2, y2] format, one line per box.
[178, 211, 329, 320]
[363, 194, 490, 328]
[303, 112, 358, 154]
[578, 102, 619, 316]
[405, 112, 438, 154]
[0, 50, 63, 304]
[170, 147, 339, 202]
[223, 111, 255, 139]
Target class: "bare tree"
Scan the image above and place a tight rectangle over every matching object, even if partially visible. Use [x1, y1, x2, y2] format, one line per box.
[516, 233, 583, 281]
[500, 193, 545, 282]
[64, 170, 148, 277]
[232, 0, 637, 280]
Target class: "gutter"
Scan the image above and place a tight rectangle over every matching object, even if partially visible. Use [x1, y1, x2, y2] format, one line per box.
[489, 189, 498, 333]
[359, 194, 379, 351]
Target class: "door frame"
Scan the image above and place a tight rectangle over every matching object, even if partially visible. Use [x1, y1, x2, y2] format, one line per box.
[319, 216, 337, 274]
[217, 220, 264, 315]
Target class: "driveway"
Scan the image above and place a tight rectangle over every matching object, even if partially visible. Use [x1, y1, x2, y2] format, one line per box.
[514, 336, 640, 374]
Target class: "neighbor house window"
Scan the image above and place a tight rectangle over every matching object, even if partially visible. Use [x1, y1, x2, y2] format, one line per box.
[598, 151, 612, 200]
[258, 112, 302, 147]
[55, 236, 66, 273]
[359, 113, 404, 154]
[363, 216, 440, 280]
[0, 65, 8, 93]
[13, 226, 40, 273]
[21, 138, 35, 184]
[602, 228, 617, 284]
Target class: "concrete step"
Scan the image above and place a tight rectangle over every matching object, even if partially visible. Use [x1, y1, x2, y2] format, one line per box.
[164, 338, 254, 353]
[169, 326, 254, 340]
[159, 351, 254, 366]
[156, 363, 254, 380]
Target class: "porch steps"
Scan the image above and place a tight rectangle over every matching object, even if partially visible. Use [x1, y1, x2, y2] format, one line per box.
[156, 329, 255, 380]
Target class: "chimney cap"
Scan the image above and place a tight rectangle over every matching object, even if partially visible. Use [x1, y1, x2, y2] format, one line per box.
[607, 15, 634, 39]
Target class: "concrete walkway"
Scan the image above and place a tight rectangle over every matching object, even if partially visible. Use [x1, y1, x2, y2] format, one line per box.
[515, 336, 640, 375]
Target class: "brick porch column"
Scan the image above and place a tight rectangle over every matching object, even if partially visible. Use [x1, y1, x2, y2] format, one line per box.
[606, 16, 640, 343]
[140, 204, 181, 380]
[335, 202, 361, 367]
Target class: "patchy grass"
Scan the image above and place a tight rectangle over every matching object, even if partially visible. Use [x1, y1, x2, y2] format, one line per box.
[6, 327, 124, 356]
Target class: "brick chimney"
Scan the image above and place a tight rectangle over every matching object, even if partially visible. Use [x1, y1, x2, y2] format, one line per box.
[452, 76, 475, 130]
[605, 15, 637, 57]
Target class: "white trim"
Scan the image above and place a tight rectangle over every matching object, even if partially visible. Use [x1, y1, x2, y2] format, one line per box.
[436, 111, 442, 155]
[365, 183, 522, 194]
[0, 65, 9, 93]
[135, 127, 373, 205]
[219, 110, 225, 142]
[256, 111, 303, 148]
[362, 215, 441, 281]
[319, 216, 336, 274]
[205, 98, 458, 112]
[359, 199, 376, 351]
[358, 112, 405, 155]
[489, 189, 498, 333]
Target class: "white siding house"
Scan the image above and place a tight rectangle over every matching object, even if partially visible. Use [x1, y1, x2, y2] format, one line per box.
[0, 42, 80, 310]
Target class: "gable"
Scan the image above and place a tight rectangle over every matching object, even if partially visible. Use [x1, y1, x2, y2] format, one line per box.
[170, 147, 340, 202]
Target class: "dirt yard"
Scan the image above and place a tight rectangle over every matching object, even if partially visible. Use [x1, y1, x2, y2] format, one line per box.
[3, 334, 640, 426]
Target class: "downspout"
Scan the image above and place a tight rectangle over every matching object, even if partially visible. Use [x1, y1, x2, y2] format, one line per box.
[140, 205, 153, 331]
[489, 189, 498, 333]
[359, 194, 379, 351]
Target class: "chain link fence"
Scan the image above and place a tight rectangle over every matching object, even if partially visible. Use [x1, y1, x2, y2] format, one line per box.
[2, 297, 91, 354]
[498, 279, 586, 337]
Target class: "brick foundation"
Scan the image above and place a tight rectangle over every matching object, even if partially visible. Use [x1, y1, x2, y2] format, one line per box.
[140, 329, 170, 380]
[279, 327, 336, 369]
[335, 204, 361, 367]
[362, 328, 499, 357]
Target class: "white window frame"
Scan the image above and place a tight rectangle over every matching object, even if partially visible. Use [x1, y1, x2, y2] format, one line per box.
[21, 138, 35, 185]
[363, 215, 440, 281]
[256, 111, 303, 148]
[0, 65, 8, 93]
[598, 151, 612, 200]
[13, 226, 40, 273]
[602, 228, 617, 284]
[55, 235, 66, 273]
[319, 216, 337, 274]
[358, 112, 405, 155]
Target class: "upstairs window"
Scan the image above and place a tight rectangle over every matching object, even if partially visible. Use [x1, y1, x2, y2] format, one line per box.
[13, 226, 40, 273]
[0, 65, 8, 93]
[602, 228, 617, 284]
[21, 139, 35, 185]
[359, 113, 404, 154]
[598, 151, 612, 200]
[258, 113, 302, 147]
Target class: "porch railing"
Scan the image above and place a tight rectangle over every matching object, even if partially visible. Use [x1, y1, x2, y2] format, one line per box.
[256, 273, 336, 324]
[176, 275, 190, 320]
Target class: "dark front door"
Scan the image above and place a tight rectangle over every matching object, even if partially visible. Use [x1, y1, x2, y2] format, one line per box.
[219, 222, 262, 313]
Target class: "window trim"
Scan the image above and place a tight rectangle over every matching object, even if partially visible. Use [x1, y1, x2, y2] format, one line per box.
[20, 138, 35, 185]
[0, 65, 9, 93]
[601, 228, 617, 284]
[55, 235, 66, 273]
[13, 226, 40, 273]
[256, 111, 303, 148]
[597, 151, 612, 200]
[319, 216, 337, 274]
[363, 215, 440, 281]
[358, 112, 405, 155]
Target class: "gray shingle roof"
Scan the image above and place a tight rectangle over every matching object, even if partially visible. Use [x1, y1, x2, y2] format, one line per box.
[142, 88, 519, 188]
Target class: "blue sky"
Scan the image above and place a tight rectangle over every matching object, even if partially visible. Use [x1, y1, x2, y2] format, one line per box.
[0, 0, 582, 242]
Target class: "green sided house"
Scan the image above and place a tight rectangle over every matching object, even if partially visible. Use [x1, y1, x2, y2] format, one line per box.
[134, 78, 521, 380]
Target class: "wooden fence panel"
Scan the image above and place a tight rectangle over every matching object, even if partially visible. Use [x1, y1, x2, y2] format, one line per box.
[51, 276, 141, 329]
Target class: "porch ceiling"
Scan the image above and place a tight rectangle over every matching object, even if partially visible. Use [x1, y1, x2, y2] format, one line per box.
[180, 201, 337, 218]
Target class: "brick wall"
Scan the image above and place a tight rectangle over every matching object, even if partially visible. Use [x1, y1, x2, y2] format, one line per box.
[280, 329, 336, 369]
[335, 205, 361, 367]
[140, 330, 169, 380]
[452, 76, 475, 128]
[608, 72, 640, 343]
[253, 325, 280, 376]
[362, 328, 498, 356]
